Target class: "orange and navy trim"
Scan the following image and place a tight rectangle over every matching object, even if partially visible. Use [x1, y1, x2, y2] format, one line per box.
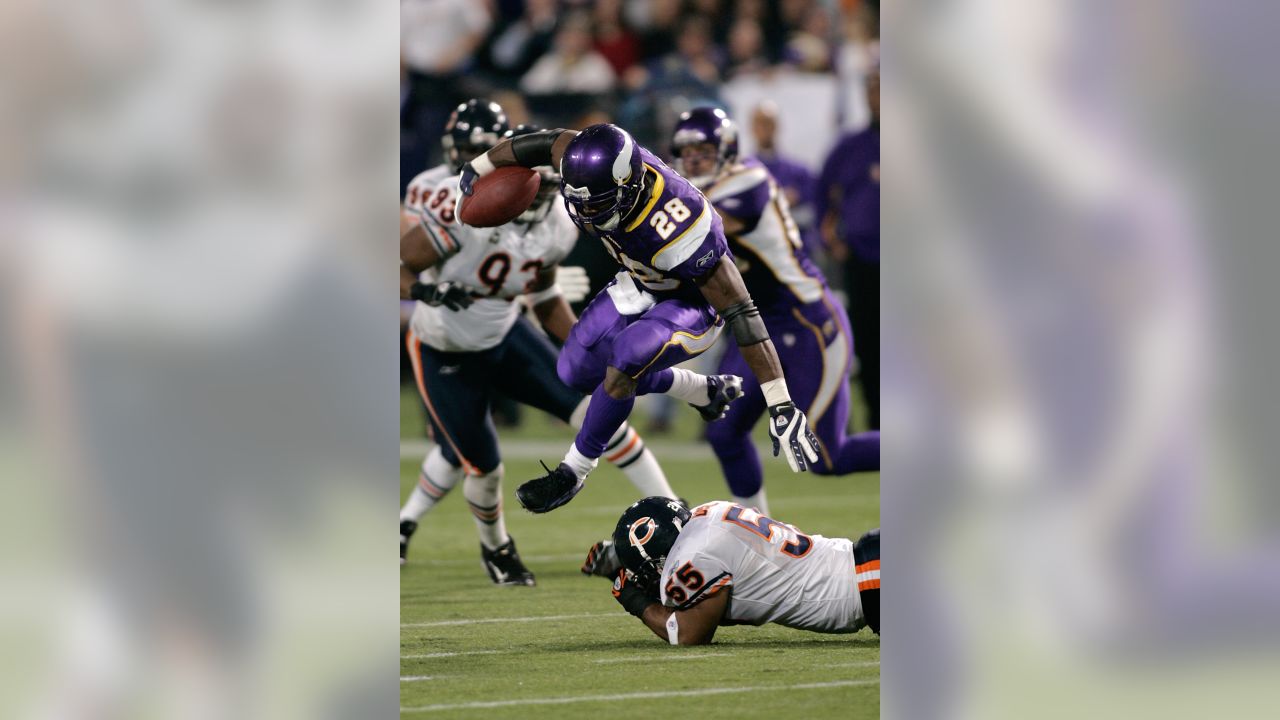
[855, 558, 881, 592]
[418, 214, 461, 258]
[417, 470, 452, 499]
[468, 499, 502, 525]
[603, 426, 645, 468]
[675, 571, 732, 611]
[405, 329, 477, 475]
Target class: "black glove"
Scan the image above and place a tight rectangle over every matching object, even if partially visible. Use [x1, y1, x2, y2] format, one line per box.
[612, 569, 656, 618]
[581, 539, 622, 578]
[410, 281, 473, 311]
[768, 402, 821, 473]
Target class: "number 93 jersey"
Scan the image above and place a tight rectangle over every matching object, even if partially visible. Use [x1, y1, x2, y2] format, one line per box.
[407, 174, 577, 352]
[658, 501, 867, 634]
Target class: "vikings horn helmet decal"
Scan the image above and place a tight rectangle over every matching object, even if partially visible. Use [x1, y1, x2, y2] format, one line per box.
[559, 124, 646, 234]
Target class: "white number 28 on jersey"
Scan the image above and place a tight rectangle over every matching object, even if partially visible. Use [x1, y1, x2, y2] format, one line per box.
[649, 198, 692, 240]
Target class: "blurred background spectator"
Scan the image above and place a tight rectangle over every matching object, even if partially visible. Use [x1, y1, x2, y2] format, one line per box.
[520, 11, 616, 95]
[401, 0, 881, 432]
[819, 67, 880, 427]
[400, 0, 493, 188]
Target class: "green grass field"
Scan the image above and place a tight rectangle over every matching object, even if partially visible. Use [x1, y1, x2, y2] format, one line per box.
[400, 389, 879, 718]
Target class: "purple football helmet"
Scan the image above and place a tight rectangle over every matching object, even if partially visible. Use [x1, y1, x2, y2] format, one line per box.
[671, 107, 738, 188]
[559, 124, 645, 233]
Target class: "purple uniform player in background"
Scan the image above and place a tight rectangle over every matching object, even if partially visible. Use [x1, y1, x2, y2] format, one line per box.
[673, 108, 880, 514]
[457, 123, 823, 513]
[818, 69, 880, 428]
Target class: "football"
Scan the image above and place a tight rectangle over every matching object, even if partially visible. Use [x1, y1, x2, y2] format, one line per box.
[458, 166, 541, 227]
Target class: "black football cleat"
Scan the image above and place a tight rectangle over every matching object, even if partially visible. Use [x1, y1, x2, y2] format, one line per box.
[400, 519, 417, 566]
[480, 537, 536, 586]
[693, 374, 744, 422]
[516, 461, 584, 513]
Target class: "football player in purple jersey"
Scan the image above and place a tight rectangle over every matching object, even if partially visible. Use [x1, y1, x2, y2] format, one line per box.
[671, 107, 880, 514]
[456, 123, 822, 513]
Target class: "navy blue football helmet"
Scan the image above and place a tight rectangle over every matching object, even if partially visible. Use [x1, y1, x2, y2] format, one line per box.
[671, 107, 738, 188]
[559, 124, 645, 233]
[612, 497, 691, 592]
[442, 99, 509, 172]
[503, 124, 562, 223]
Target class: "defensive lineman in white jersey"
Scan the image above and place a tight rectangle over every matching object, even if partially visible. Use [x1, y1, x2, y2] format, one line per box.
[590, 497, 880, 643]
[399, 107, 679, 584]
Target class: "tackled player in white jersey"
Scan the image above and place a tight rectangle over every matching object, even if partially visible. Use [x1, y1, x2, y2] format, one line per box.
[585, 497, 880, 643]
[399, 103, 681, 585]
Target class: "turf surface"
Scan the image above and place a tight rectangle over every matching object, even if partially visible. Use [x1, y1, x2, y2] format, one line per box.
[400, 389, 880, 718]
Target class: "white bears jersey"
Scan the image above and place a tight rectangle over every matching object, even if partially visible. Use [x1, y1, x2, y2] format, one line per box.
[403, 163, 454, 214]
[408, 173, 578, 352]
[658, 501, 866, 634]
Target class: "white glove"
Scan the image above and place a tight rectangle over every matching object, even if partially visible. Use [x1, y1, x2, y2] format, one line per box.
[768, 402, 821, 472]
[556, 265, 592, 303]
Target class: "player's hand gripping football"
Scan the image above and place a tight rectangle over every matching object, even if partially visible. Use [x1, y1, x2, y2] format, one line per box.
[411, 281, 473, 311]
[768, 402, 821, 472]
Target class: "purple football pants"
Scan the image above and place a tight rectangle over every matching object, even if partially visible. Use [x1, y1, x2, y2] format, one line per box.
[706, 291, 879, 493]
[558, 289, 722, 458]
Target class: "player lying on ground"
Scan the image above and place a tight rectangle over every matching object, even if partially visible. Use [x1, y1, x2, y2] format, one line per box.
[583, 497, 880, 644]
[398, 104, 680, 584]
[456, 123, 822, 514]
[671, 108, 881, 514]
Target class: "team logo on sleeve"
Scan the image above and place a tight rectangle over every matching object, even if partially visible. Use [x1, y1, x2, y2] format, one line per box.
[695, 249, 716, 269]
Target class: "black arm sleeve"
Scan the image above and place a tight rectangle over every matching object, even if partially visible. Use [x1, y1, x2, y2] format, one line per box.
[511, 129, 569, 168]
[721, 299, 770, 346]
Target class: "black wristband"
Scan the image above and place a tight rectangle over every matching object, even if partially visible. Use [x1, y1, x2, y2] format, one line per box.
[409, 281, 435, 303]
[511, 129, 565, 168]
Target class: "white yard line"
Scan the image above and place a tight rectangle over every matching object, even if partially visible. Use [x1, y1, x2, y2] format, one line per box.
[828, 660, 881, 668]
[593, 652, 730, 664]
[401, 650, 502, 659]
[399, 676, 441, 682]
[402, 611, 628, 628]
[400, 679, 878, 713]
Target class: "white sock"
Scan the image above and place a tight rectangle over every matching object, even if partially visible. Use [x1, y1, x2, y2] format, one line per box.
[563, 442, 600, 480]
[733, 489, 770, 516]
[401, 445, 463, 523]
[463, 465, 509, 550]
[666, 368, 710, 406]
[603, 424, 677, 499]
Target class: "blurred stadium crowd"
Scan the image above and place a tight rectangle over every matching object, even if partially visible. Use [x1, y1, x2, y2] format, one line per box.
[400, 0, 881, 430]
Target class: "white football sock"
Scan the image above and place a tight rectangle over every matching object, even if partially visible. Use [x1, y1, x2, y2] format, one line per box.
[463, 465, 509, 550]
[666, 368, 710, 406]
[563, 442, 600, 480]
[400, 445, 463, 523]
[733, 489, 770, 516]
[603, 424, 677, 499]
